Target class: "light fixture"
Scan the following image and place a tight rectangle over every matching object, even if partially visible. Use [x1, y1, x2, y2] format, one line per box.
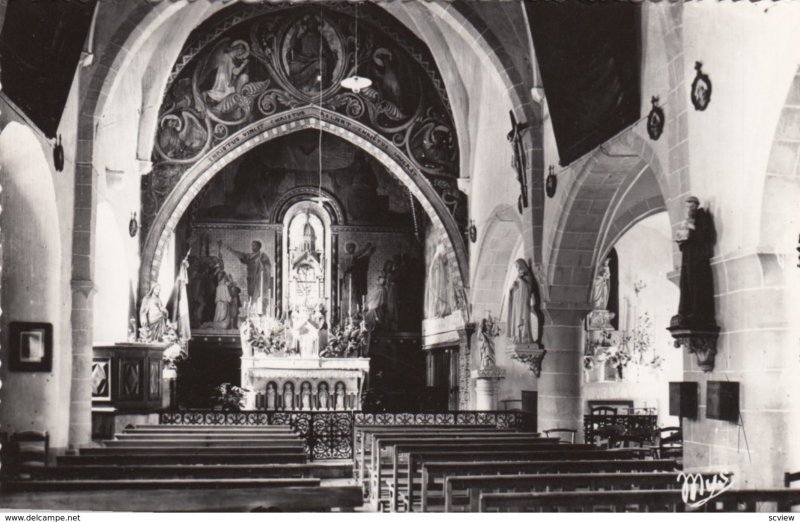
[340, 3, 372, 94]
[129, 212, 139, 237]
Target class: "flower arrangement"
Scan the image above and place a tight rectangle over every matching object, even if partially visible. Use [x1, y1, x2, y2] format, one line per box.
[242, 316, 288, 355]
[161, 320, 187, 370]
[320, 319, 368, 358]
[620, 312, 663, 371]
[210, 382, 249, 411]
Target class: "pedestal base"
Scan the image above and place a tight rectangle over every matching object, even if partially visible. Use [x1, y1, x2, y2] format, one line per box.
[471, 367, 506, 411]
[668, 325, 720, 372]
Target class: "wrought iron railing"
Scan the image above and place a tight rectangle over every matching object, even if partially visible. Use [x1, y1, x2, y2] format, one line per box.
[583, 413, 659, 445]
[159, 410, 532, 460]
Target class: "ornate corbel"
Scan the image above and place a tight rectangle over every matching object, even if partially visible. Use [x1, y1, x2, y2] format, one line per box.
[668, 325, 720, 372]
[508, 343, 547, 378]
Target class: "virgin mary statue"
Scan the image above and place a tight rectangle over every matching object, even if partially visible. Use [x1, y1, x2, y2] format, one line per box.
[507, 259, 536, 345]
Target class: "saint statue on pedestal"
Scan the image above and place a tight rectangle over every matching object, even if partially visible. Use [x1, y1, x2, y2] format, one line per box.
[478, 316, 501, 371]
[139, 284, 168, 343]
[591, 258, 611, 311]
[507, 259, 536, 345]
[673, 196, 717, 329]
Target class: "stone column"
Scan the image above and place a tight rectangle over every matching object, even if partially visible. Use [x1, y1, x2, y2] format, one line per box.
[680, 253, 800, 488]
[538, 307, 589, 439]
[69, 280, 96, 448]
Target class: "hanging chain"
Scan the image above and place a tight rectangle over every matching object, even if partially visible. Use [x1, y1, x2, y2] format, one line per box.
[407, 186, 419, 240]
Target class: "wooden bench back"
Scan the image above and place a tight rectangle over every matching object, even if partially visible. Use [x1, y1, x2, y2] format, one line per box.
[478, 488, 800, 512]
[444, 471, 690, 512]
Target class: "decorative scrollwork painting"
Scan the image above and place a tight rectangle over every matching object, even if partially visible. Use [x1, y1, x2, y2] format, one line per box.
[145, 4, 460, 240]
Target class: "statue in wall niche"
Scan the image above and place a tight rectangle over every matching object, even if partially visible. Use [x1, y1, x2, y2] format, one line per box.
[300, 381, 313, 411]
[591, 258, 612, 311]
[318, 382, 330, 410]
[478, 316, 502, 371]
[335, 381, 346, 410]
[228, 241, 271, 316]
[266, 381, 278, 411]
[672, 196, 717, 330]
[282, 381, 295, 410]
[139, 284, 168, 343]
[507, 259, 537, 345]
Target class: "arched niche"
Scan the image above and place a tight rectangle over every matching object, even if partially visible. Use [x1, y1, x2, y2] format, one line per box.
[140, 108, 469, 326]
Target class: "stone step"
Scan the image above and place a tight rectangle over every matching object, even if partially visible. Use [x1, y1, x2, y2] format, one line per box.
[129, 425, 295, 432]
[18, 462, 353, 480]
[116, 432, 301, 439]
[84, 446, 306, 455]
[104, 439, 305, 448]
[1, 477, 321, 493]
[58, 453, 307, 465]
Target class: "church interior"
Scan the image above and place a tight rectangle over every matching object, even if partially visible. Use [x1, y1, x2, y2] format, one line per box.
[0, 0, 799, 513]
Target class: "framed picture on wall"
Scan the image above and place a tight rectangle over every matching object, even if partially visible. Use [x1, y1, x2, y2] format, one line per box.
[9, 322, 53, 372]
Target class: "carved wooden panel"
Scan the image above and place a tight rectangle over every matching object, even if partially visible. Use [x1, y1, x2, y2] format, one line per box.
[119, 359, 143, 401]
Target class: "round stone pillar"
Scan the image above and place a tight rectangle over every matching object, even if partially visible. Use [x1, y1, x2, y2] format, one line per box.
[538, 308, 589, 438]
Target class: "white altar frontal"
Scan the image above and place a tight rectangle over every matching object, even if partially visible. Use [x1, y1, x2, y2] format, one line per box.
[240, 354, 370, 411]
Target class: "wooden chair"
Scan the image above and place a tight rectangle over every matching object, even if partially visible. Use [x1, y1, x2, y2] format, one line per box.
[784, 471, 800, 487]
[588, 407, 619, 448]
[656, 427, 682, 461]
[544, 429, 577, 444]
[8, 431, 49, 475]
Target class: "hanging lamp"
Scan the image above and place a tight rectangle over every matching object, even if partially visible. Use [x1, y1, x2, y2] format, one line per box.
[312, 14, 328, 209]
[341, 3, 372, 93]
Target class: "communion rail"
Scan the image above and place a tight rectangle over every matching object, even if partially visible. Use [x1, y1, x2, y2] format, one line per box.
[159, 411, 533, 460]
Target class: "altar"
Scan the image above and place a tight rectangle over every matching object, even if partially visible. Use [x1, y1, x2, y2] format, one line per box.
[239, 306, 370, 411]
[240, 354, 370, 411]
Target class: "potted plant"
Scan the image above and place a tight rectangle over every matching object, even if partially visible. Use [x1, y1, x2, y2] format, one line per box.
[210, 383, 249, 411]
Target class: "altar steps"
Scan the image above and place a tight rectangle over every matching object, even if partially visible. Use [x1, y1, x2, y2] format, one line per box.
[58, 453, 308, 465]
[104, 439, 306, 448]
[16, 462, 353, 480]
[1, 477, 322, 493]
[127, 425, 295, 433]
[115, 432, 300, 440]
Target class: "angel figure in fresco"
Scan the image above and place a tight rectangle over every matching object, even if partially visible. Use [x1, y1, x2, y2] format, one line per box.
[201, 39, 268, 117]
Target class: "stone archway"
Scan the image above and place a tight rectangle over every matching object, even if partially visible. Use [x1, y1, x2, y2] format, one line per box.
[140, 107, 469, 321]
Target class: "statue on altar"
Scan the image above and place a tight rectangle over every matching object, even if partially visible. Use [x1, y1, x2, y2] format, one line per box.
[228, 240, 271, 315]
[282, 381, 295, 410]
[300, 381, 313, 410]
[318, 382, 330, 410]
[139, 284, 168, 343]
[266, 381, 278, 410]
[335, 381, 346, 410]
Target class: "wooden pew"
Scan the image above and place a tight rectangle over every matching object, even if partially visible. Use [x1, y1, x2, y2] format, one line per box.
[478, 488, 800, 512]
[0, 485, 364, 512]
[418, 454, 665, 512]
[393, 443, 614, 512]
[364, 431, 537, 501]
[1, 477, 322, 493]
[444, 471, 690, 512]
[370, 437, 557, 511]
[356, 427, 517, 491]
